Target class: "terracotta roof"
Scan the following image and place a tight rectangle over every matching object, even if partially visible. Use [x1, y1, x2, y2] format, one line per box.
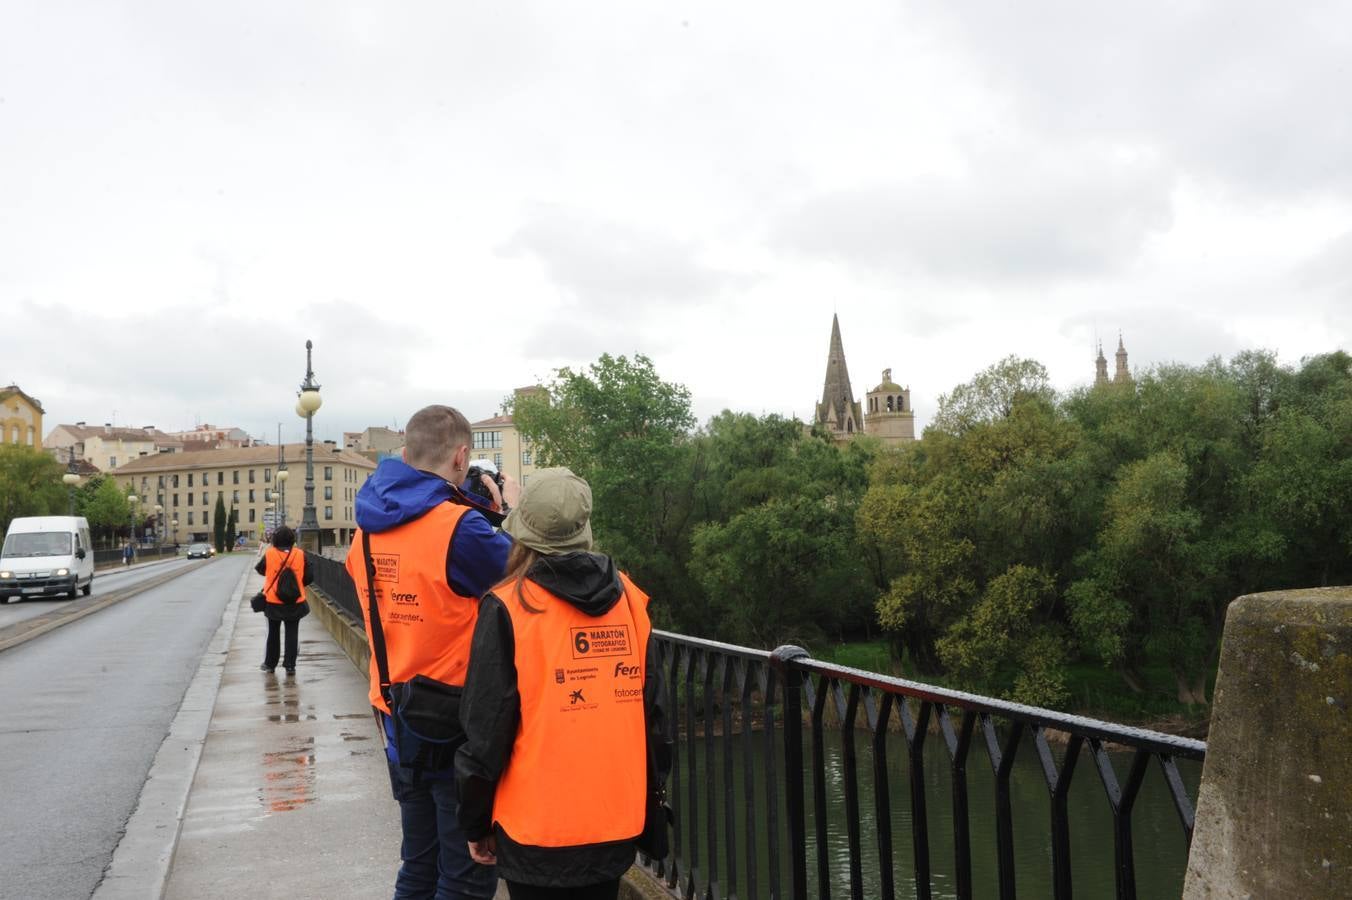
[109, 442, 376, 474]
[50, 423, 170, 442]
[1, 385, 45, 414]
[472, 414, 514, 427]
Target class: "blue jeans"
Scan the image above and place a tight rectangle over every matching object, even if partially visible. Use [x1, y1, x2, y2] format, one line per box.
[387, 759, 497, 900]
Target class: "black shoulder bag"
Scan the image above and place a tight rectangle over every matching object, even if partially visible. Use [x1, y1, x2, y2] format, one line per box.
[362, 530, 465, 780]
[250, 549, 292, 613]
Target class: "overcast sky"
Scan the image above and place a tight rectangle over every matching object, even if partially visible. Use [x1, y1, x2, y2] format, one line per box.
[4, 1, 1349, 445]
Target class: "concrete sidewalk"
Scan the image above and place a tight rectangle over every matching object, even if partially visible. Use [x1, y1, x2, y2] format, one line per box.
[162, 567, 406, 899]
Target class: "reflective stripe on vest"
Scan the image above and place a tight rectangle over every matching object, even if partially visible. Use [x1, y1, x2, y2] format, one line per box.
[263, 547, 306, 605]
[344, 503, 476, 714]
[491, 573, 652, 848]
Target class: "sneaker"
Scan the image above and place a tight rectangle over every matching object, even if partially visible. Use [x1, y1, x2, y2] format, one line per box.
[260, 664, 275, 672]
[284, 666, 296, 675]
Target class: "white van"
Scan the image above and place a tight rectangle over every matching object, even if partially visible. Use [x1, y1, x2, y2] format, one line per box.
[0, 516, 95, 602]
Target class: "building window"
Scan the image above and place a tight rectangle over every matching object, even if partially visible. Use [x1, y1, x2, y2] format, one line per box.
[264, 468, 271, 482]
[157, 475, 165, 488]
[248, 489, 255, 502]
[324, 486, 332, 500]
[187, 493, 193, 506]
[494, 452, 503, 469]
[202, 492, 208, 505]
[522, 450, 532, 466]
[324, 506, 333, 520]
[324, 466, 333, 481]
[248, 469, 255, 484]
[249, 509, 256, 523]
[233, 470, 239, 484]
[173, 474, 180, 488]
[109, 456, 117, 468]
[472, 431, 503, 450]
[187, 512, 194, 526]
[232, 490, 239, 503]
[188, 473, 194, 487]
[217, 472, 224, 485]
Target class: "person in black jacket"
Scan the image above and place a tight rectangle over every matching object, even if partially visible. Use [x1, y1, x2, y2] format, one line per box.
[455, 468, 668, 900]
[253, 525, 314, 674]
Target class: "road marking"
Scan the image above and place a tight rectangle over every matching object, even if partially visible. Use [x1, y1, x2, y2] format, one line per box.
[91, 561, 251, 900]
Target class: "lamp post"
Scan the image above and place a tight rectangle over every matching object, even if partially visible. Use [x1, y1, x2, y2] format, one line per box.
[154, 504, 164, 546]
[295, 339, 323, 552]
[276, 468, 289, 526]
[127, 492, 139, 548]
[172, 519, 179, 548]
[61, 450, 81, 516]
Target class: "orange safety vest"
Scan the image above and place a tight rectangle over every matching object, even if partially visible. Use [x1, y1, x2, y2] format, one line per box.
[263, 547, 307, 605]
[345, 503, 478, 714]
[492, 572, 652, 848]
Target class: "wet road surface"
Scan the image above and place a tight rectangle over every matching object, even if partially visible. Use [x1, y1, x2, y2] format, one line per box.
[0, 554, 250, 900]
[0, 556, 205, 629]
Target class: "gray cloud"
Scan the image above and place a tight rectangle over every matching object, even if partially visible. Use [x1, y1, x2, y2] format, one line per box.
[501, 206, 749, 312]
[910, 0, 1352, 198]
[776, 147, 1174, 283]
[1059, 307, 1246, 379]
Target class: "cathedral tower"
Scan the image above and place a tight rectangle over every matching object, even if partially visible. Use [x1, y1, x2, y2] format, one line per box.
[865, 369, 916, 444]
[1114, 335, 1131, 384]
[1095, 343, 1109, 386]
[814, 314, 864, 444]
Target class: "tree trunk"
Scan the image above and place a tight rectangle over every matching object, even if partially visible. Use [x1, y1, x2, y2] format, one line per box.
[1176, 671, 1209, 706]
[1118, 666, 1147, 694]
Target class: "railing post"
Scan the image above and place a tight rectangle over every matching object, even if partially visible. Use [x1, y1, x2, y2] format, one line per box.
[771, 644, 810, 900]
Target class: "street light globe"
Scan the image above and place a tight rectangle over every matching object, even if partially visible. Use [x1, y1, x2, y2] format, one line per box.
[276, 469, 289, 483]
[172, 519, 179, 527]
[298, 389, 323, 414]
[294, 400, 307, 418]
[127, 494, 138, 504]
[154, 504, 163, 514]
[62, 472, 81, 486]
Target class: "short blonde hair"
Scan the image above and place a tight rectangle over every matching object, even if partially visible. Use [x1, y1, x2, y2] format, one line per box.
[404, 405, 471, 470]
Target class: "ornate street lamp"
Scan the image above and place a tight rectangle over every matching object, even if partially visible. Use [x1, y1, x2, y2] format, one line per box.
[276, 468, 289, 526]
[171, 518, 179, 548]
[154, 504, 164, 546]
[295, 339, 323, 552]
[61, 450, 82, 516]
[127, 492, 139, 547]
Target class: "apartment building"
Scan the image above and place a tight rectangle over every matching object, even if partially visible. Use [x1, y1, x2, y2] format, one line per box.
[44, 422, 175, 472]
[1, 384, 44, 449]
[111, 443, 375, 546]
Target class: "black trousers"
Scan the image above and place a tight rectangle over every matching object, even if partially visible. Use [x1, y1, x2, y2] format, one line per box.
[505, 880, 619, 900]
[264, 616, 300, 669]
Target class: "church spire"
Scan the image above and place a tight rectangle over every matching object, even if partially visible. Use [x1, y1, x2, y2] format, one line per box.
[1114, 333, 1131, 383]
[815, 314, 862, 438]
[1095, 342, 1109, 386]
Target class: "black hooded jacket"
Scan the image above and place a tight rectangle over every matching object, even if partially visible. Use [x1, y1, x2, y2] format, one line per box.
[455, 552, 669, 887]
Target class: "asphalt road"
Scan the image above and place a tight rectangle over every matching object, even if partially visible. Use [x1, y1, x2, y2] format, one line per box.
[0, 554, 252, 900]
[0, 557, 205, 629]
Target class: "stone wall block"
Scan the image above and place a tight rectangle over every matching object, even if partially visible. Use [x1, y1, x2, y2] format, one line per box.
[1184, 587, 1351, 899]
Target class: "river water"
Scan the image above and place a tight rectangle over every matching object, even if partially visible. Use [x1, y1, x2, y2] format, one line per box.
[665, 725, 1201, 899]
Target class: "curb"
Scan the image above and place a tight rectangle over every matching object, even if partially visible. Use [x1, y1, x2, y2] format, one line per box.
[0, 562, 199, 654]
[91, 562, 252, 900]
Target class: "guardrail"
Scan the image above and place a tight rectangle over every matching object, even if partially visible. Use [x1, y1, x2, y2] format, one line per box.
[305, 550, 361, 624]
[93, 546, 180, 567]
[643, 632, 1206, 900]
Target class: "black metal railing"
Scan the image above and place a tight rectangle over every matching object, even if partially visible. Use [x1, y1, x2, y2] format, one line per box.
[306, 551, 361, 623]
[92, 545, 180, 567]
[641, 632, 1207, 900]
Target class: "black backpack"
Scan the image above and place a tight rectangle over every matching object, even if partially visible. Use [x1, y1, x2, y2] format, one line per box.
[276, 564, 303, 604]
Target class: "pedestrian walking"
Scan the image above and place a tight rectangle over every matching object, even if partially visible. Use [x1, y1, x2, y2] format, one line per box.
[254, 525, 312, 674]
[122, 542, 134, 566]
[456, 467, 669, 900]
[345, 405, 519, 900]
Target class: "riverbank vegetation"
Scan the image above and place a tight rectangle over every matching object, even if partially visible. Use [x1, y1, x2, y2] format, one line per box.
[514, 349, 1352, 722]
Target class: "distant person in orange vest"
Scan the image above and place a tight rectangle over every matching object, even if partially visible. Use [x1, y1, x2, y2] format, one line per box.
[253, 525, 312, 674]
[346, 405, 519, 900]
[456, 467, 668, 900]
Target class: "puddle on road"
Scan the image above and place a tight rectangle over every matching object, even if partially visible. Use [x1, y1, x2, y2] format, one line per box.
[258, 736, 317, 813]
[259, 671, 317, 723]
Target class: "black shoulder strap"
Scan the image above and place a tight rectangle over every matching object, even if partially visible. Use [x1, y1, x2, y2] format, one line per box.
[261, 548, 293, 596]
[362, 530, 393, 706]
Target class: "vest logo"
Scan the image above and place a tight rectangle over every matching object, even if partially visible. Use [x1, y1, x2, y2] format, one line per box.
[614, 687, 643, 700]
[390, 590, 418, 605]
[372, 553, 400, 583]
[555, 669, 565, 684]
[613, 661, 642, 678]
[570, 625, 632, 659]
[569, 689, 586, 705]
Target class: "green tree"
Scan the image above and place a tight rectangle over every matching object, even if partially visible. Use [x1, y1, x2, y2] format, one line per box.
[213, 494, 227, 554]
[931, 355, 1055, 435]
[0, 444, 67, 536]
[512, 354, 701, 627]
[227, 505, 239, 551]
[79, 475, 132, 546]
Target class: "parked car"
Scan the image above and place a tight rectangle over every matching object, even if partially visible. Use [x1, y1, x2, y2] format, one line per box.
[186, 543, 213, 559]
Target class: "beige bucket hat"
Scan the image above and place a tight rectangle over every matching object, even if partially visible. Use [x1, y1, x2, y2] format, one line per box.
[502, 467, 593, 555]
